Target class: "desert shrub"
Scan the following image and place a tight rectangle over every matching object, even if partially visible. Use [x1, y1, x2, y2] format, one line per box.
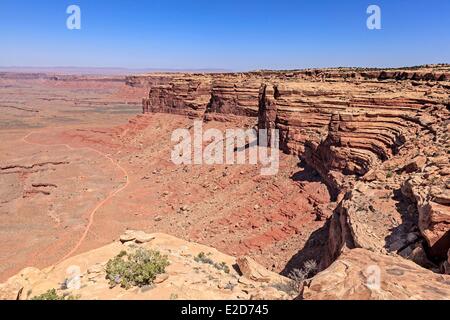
[31, 289, 79, 301]
[386, 171, 394, 178]
[288, 260, 318, 293]
[106, 248, 170, 289]
[31, 289, 64, 301]
[194, 252, 230, 274]
[194, 252, 214, 265]
[273, 260, 318, 295]
[216, 261, 231, 274]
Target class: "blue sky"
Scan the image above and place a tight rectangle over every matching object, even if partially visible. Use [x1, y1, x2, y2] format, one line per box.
[0, 0, 449, 70]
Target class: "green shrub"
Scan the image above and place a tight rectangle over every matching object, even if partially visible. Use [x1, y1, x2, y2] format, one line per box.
[31, 289, 64, 301]
[194, 252, 214, 265]
[106, 248, 170, 289]
[31, 289, 79, 301]
[194, 252, 230, 274]
[216, 261, 231, 274]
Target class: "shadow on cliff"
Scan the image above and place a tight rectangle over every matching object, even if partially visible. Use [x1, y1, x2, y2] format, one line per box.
[281, 160, 336, 276]
[280, 220, 330, 277]
[290, 161, 323, 183]
[384, 188, 419, 256]
[290, 161, 336, 200]
[388, 188, 450, 265]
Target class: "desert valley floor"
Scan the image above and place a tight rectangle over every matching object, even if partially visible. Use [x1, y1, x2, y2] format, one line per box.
[0, 67, 449, 300]
[0, 74, 330, 282]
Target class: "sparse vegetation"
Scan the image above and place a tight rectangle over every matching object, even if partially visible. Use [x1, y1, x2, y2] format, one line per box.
[194, 252, 214, 264]
[31, 289, 80, 301]
[289, 260, 318, 292]
[386, 170, 394, 178]
[105, 248, 170, 289]
[273, 260, 318, 295]
[224, 282, 237, 291]
[194, 252, 230, 274]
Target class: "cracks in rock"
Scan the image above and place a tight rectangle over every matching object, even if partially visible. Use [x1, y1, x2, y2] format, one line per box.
[23, 189, 51, 197]
[31, 183, 57, 188]
[0, 105, 39, 113]
[0, 161, 69, 174]
[23, 183, 58, 198]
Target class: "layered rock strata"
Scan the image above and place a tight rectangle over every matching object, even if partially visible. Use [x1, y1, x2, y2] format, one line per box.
[140, 66, 450, 292]
[303, 248, 450, 300]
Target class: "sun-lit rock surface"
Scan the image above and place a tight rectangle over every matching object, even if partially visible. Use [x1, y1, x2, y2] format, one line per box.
[303, 248, 450, 300]
[1, 65, 449, 300]
[138, 65, 450, 299]
[0, 232, 294, 300]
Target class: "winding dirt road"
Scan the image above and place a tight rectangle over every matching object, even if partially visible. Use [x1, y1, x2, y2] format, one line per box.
[21, 130, 130, 264]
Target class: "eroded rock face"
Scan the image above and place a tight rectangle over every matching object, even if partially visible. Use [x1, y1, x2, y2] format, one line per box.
[208, 76, 261, 117]
[237, 256, 289, 285]
[396, 115, 450, 263]
[0, 267, 45, 300]
[137, 66, 450, 299]
[142, 73, 264, 120]
[303, 248, 450, 300]
[0, 232, 294, 300]
[402, 177, 450, 260]
[142, 75, 212, 117]
[321, 112, 449, 269]
[446, 250, 450, 274]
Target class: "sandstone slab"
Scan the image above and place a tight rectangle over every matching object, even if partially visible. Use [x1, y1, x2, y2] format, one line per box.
[303, 248, 450, 300]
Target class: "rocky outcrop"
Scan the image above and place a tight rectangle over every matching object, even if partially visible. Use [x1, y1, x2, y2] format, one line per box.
[137, 66, 450, 298]
[142, 75, 213, 117]
[141, 73, 262, 120]
[320, 102, 449, 271]
[303, 248, 450, 300]
[207, 76, 261, 117]
[0, 232, 294, 300]
[237, 256, 289, 284]
[401, 157, 450, 260]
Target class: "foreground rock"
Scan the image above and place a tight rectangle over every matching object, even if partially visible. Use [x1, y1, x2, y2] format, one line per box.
[303, 248, 450, 300]
[237, 256, 288, 284]
[139, 66, 450, 278]
[0, 232, 294, 300]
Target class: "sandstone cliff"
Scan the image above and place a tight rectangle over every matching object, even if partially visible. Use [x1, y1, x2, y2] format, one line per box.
[137, 65, 450, 299]
[3, 66, 449, 300]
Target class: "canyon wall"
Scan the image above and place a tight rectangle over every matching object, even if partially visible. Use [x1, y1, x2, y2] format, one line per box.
[1, 66, 449, 300]
[139, 66, 450, 280]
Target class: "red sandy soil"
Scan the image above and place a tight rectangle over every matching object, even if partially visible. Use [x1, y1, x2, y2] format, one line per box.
[0, 77, 331, 281]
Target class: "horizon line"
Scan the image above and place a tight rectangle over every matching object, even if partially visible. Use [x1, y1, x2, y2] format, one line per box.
[0, 63, 448, 76]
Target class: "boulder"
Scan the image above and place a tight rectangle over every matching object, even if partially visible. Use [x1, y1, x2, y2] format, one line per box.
[0, 267, 44, 300]
[120, 230, 155, 244]
[400, 156, 427, 173]
[0, 281, 23, 300]
[303, 248, 450, 300]
[237, 256, 289, 284]
[119, 231, 136, 243]
[134, 231, 155, 244]
[418, 201, 450, 258]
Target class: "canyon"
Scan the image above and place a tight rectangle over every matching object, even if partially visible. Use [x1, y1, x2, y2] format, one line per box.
[1, 65, 449, 300]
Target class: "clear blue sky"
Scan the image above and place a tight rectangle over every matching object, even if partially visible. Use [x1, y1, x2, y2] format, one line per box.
[0, 0, 449, 70]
